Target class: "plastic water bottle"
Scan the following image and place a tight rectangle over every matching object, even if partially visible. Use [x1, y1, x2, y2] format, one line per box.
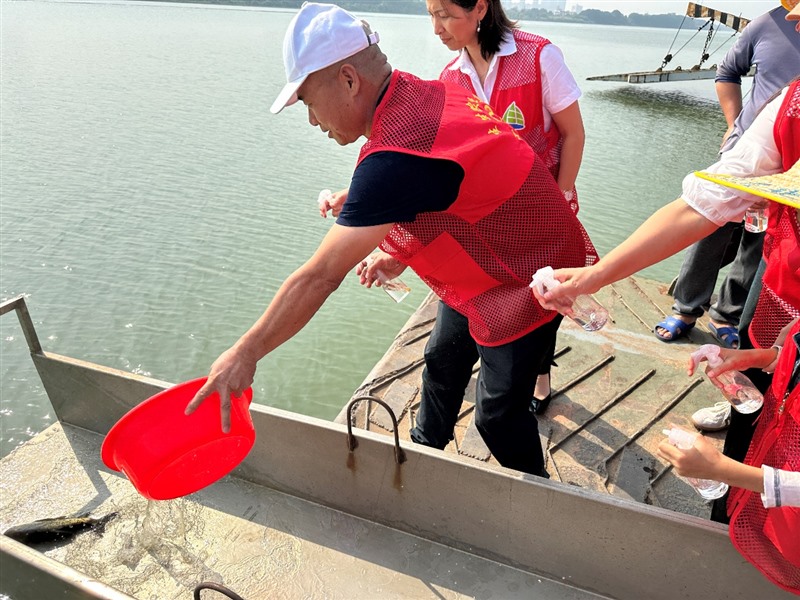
[530, 266, 608, 332]
[744, 207, 767, 233]
[365, 255, 410, 303]
[376, 270, 411, 303]
[662, 428, 729, 500]
[690, 344, 763, 414]
[317, 189, 333, 216]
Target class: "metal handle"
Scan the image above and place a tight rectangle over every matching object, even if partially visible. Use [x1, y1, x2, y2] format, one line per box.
[193, 582, 246, 600]
[346, 395, 406, 465]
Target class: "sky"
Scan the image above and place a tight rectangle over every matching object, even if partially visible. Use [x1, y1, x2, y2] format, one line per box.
[568, 0, 779, 16]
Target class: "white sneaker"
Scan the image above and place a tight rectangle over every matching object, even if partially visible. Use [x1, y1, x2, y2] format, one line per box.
[691, 402, 731, 432]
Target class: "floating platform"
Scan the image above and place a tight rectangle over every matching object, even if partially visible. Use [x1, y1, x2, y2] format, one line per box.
[336, 276, 741, 519]
[587, 67, 720, 84]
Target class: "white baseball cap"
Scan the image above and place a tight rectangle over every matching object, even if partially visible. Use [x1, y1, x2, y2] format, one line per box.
[270, 2, 380, 114]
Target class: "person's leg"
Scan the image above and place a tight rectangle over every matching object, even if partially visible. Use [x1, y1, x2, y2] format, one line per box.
[533, 320, 559, 409]
[411, 302, 479, 450]
[473, 315, 563, 476]
[657, 222, 741, 339]
[707, 230, 766, 333]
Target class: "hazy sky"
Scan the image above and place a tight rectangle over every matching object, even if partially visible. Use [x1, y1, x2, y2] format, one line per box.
[570, 0, 779, 17]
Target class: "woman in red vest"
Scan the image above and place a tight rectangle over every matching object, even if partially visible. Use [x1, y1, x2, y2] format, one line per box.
[429, 0, 584, 214]
[425, 0, 584, 412]
[657, 316, 800, 594]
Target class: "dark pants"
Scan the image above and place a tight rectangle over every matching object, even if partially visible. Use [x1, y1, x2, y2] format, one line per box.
[710, 263, 771, 523]
[672, 222, 764, 326]
[410, 301, 561, 477]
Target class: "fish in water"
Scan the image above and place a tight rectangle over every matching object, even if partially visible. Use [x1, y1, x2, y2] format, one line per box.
[3, 512, 118, 546]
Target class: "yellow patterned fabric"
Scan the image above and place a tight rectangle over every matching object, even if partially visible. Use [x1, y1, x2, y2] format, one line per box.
[694, 160, 800, 209]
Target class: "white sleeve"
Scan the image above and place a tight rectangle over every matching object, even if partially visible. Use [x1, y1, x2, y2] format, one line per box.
[680, 88, 785, 226]
[539, 44, 581, 119]
[761, 465, 800, 508]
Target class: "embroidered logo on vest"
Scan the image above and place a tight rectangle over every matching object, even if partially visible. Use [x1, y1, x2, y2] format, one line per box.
[502, 102, 525, 130]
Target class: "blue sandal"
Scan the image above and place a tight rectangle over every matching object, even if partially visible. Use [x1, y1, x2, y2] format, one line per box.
[653, 316, 695, 342]
[707, 322, 740, 349]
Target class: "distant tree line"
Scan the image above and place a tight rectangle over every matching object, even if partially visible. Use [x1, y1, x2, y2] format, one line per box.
[149, 0, 724, 30]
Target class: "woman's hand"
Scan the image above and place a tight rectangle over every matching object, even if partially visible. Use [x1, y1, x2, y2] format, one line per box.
[530, 266, 600, 314]
[657, 432, 725, 481]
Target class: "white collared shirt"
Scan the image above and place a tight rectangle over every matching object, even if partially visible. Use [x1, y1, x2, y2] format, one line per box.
[681, 88, 786, 225]
[447, 32, 581, 132]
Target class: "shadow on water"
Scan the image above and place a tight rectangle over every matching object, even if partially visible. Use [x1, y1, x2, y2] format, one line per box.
[588, 86, 721, 121]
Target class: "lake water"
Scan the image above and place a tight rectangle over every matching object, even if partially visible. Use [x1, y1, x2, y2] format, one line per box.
[0, 0, 736, 457]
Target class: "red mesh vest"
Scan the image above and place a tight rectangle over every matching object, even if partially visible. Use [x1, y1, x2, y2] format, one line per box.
[438, 31, 576, 213]
[361, 71, 597, 346]
[728, 320, 800, 594]
[750, 81, 800, 350]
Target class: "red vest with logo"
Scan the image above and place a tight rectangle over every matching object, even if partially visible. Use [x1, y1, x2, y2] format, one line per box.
[728, 320, 800, 594]
[439, 31, 577, 213]
[750, 81, 800, 350]
[361, 71, 597, 346]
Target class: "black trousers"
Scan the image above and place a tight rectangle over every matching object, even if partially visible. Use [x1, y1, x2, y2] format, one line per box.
[410, 301, 561, 477]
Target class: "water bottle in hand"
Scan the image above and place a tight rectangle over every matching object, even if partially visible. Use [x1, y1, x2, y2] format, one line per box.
[690, 344, 763, 414]
[662, 428, 729, 500]
[531, 266, 608, 331]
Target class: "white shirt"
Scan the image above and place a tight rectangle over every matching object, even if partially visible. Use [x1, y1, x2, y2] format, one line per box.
[681, 88, 787, 226]
[762, 465, 800, 508]
[447, 33, 581, 132]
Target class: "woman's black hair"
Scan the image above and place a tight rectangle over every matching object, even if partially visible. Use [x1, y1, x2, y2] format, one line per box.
[448, 0, 516, 60]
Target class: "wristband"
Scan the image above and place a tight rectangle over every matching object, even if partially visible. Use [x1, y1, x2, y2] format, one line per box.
[762, 344, 782, 374]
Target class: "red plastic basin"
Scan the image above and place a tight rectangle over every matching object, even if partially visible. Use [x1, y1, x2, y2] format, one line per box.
[101, 377, 255, 500]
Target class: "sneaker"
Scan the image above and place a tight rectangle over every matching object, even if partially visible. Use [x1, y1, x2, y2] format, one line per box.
[691, 402, 731, 432]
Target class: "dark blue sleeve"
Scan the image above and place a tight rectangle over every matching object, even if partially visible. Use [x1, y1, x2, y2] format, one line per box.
[335, 151, 465, 227]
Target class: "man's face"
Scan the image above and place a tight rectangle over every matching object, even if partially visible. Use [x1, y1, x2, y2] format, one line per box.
[297, 68, 362, 146]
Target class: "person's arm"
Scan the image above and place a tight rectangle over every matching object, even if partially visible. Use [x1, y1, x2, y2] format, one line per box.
[658, 437, 800, 508]
[550, 101, 584, 194]
[533, 199, 718, 312]
[715, 81, 743, 147]
[539, 44, 583, 195]
[534, 87, 786, 312]
[690, 318, 798, 380]
[658, 435, 764, 492]
[187, 222, 392, 431]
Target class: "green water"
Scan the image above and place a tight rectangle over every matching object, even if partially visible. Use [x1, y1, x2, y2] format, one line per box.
[0, 0, 732, 457]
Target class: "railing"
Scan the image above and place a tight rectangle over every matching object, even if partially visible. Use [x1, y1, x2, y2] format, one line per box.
[0, 295, 42, 354]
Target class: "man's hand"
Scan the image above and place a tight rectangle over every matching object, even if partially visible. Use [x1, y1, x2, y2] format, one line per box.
[185, 344, 259, 433]
[318, 188, 349, 218]
[356, 251, 406, 287]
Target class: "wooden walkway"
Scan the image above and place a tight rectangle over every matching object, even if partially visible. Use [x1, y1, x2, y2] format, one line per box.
[336, 276, 734, 519]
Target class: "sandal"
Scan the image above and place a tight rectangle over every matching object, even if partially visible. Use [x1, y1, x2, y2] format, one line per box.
[653, 316, 695, 342]
[707, 322, 740, 349]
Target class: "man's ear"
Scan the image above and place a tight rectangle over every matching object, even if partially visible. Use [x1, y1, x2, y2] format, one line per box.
[339, 63, 360, 97]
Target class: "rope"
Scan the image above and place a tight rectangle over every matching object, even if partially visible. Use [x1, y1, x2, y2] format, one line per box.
[661, 13, 688, 68]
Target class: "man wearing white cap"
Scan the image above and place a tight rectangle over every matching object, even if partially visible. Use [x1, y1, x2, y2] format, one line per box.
[187, 2, 598, 477]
